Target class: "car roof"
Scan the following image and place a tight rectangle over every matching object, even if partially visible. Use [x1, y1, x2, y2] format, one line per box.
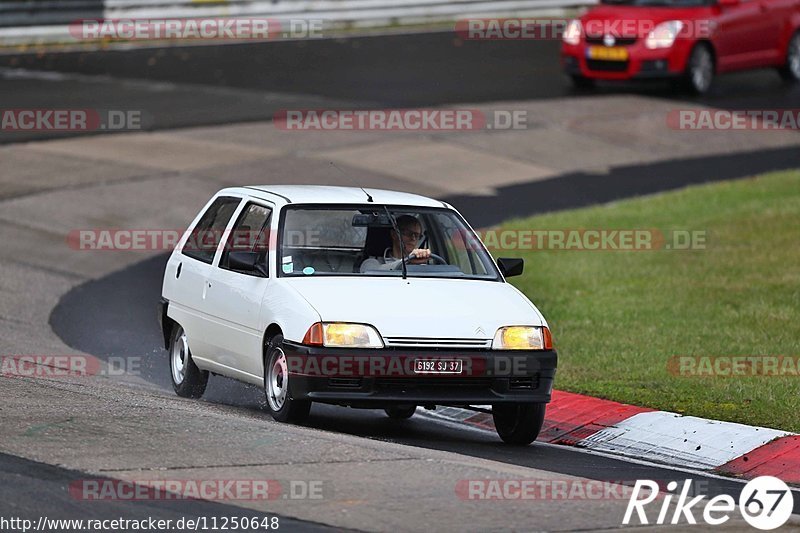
[231, 185, 447, 208]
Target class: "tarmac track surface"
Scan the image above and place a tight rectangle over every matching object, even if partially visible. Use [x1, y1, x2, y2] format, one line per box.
[2, 31, 799, 225]
[49, 252, 800, 517]
[1, 31, 799, 143]
[5, 28, 800, 525]
[0, 453, 338, 532]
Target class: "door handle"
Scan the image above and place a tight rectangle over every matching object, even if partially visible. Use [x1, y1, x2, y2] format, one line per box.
[176, 263, 182, 279]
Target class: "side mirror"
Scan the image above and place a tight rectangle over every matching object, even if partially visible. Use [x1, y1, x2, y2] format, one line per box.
[497, 257, 524, 278]
[228, 251, 266, 275]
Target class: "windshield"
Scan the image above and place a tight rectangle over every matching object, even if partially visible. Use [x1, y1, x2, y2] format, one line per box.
[601, 0, 713, 6]
[279, 206, 500, 280]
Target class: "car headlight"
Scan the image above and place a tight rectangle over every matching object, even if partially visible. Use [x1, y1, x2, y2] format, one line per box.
[492, 326, 553, 350]
[645, 21, 684, 49]
[563, 20, 582, 46]
[303, 322, 384, 348]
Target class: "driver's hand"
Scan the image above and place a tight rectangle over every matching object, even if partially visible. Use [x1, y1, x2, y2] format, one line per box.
[409, 248, 431, 263]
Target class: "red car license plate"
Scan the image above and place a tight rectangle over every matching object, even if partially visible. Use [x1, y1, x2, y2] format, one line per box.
[586, 46, 629, 61]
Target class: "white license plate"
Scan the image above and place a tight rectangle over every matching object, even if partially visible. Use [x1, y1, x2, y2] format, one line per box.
[413, 359, 463, 374]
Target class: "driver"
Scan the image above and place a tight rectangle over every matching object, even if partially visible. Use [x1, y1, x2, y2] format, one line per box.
[360, 215, 431, 272]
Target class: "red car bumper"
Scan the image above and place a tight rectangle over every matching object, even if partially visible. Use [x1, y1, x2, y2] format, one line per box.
[561, 39, 695, 80]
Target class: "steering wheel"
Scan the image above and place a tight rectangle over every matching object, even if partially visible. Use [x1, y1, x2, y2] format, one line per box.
[404, 251, 448, 265]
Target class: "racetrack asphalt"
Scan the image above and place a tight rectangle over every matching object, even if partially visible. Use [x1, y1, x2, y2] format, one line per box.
[1, 30, 799, 143]
[2, 28, 800, 529]
[0, 453, 339, 532]
[47, 251, 800, 516]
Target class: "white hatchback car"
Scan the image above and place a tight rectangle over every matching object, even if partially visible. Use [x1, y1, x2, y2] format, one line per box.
[159, 186, 557, 444]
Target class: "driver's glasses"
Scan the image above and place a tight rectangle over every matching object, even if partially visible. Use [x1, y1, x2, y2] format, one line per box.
[401, 230, 422, 241]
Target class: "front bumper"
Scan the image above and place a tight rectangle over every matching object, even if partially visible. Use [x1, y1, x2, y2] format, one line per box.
[282, 341, 557, 407]
[561, 39, 693, 80]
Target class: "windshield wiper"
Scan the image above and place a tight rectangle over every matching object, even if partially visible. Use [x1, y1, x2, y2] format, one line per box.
[383, 206, 408, 280]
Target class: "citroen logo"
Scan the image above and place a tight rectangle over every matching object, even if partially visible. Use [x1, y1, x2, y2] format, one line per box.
[475, 326, 486, 336]
[603, 34, 616, 47]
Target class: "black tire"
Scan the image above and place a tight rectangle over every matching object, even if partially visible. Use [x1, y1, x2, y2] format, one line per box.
[169, 325, 208, 399]
[684, 43, 715, 95]
[492, 403, 546, 446]
[384, 405, 416, 419]
[778, 32, 800, 82]
[570, 74, 596, 89]
[264, 334, 311, 423]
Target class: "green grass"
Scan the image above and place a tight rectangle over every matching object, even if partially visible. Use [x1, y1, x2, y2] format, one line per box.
[500, 170, 800, 431]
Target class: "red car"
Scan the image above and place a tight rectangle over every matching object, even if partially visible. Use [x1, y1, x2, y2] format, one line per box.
[561, 0, 800, 93]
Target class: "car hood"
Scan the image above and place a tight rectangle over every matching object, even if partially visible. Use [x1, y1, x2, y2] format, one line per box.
[282, 277, 545, 341]
[581, 5, 715, 36]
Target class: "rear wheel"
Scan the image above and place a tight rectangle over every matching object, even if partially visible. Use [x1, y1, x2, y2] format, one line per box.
[169, 325, 208, 398]
[384, 405, 416, 419]
[685, 44, 715, 94]
[264, 334, 311, 423]
[492, 403, 546, 445]
[779, 32, 800, 82]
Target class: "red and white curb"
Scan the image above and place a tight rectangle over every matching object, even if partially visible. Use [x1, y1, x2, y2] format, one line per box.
[423, 390, 800, 485]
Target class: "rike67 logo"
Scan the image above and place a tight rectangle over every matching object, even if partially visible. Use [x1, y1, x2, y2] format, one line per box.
[624, 476, 794, 530]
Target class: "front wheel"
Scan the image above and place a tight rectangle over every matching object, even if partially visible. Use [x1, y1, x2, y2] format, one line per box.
[492, 403, 546, 445]
[570, 74, 595, 89]
[685, 44, 715, 94]
[779, 32, 800, 82]
[169, 325, 208, 398]
[384, 405, 416, 419]
[264, 334, 311, 423]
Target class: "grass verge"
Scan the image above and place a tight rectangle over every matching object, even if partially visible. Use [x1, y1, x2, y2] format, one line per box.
[501, 170, 800, 431]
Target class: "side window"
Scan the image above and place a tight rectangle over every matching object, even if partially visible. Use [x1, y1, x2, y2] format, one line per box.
[433, 213, 489, 276]
[182, 196, 241, 264]
[219, 202, 273, 276]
